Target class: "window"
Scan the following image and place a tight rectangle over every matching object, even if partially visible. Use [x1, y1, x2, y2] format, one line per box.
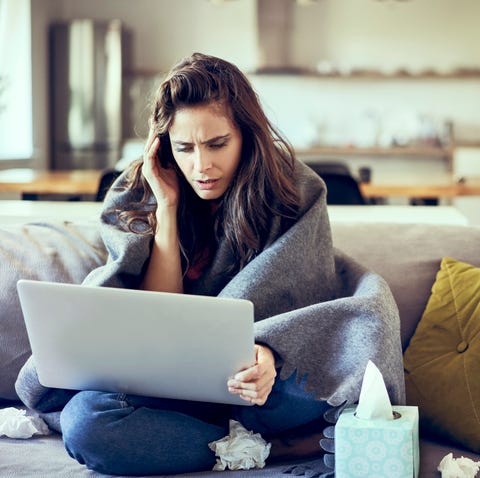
[0, 0, 33, 160]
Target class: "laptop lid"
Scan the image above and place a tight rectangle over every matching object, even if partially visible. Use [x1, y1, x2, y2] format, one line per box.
[17, 279, 255, 406]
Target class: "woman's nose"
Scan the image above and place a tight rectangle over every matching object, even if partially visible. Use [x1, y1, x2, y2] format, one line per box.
[193, 149, 212, 173]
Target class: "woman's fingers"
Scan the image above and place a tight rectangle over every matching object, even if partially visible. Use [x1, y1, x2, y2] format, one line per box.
[143, 128, 158, 161]
[227, 345, 277, 406]
[228, 370, 275, 396]
[141, 135, 179, 209]
[142, 136, 161, 188]
[143, 137, 160, 170]
[144, 133, 160, 163]
[228, 378, 275, 405]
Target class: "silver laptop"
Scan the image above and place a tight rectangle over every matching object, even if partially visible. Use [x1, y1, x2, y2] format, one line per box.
[17, 279, 255, 406]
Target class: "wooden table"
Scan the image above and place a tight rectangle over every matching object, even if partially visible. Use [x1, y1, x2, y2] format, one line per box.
[1, 168, 480, 202]
[0, 168, 103, 199]
[360, 180, 480, 200]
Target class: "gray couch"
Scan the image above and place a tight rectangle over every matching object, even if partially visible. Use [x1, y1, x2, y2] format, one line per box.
[1, 205, 480, 477]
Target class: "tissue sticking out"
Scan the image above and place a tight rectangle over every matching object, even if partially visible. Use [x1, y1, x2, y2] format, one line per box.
[355, 360, 395, 420]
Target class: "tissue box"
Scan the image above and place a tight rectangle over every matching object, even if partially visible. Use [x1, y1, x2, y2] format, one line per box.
[335, 405, 419, 478]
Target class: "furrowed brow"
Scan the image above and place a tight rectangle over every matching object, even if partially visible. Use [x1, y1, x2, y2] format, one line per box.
[201, 134, 230, 145]
[172, 134, 230, 148]
[172, 140, 192, 147]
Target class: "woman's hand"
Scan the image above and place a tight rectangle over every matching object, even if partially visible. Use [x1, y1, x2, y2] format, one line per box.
[142, 128, 180, 211]
[140, 127, 184, 293]
[227, 344, 277, 406]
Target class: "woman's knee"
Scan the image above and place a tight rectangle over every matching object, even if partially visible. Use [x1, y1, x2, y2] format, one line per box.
[60, 391, 225, 475]
[61, 391, 132, 473]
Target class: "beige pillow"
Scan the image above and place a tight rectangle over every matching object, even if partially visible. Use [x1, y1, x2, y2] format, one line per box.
[404, 256, 480, 452]
[0, 221, 106, 401]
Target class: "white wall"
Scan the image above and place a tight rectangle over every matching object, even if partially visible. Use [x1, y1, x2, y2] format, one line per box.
[266, 0, 480, 147]
[27, 0, 480, 177]
[291, 0, 480, 73]
[251, 75, 480, 148]
[50, 0, 258, 72]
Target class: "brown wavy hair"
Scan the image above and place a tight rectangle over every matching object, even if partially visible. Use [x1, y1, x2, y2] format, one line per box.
[122, 52, 299, 272]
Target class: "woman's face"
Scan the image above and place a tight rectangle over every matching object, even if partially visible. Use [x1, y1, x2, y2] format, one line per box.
[168, 103, 243, 201]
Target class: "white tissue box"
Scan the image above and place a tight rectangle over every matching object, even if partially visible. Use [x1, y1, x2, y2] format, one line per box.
[335, 405, 419, 478]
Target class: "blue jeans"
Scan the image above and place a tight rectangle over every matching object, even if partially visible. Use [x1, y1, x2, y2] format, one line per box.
[60, 373, 329, 475]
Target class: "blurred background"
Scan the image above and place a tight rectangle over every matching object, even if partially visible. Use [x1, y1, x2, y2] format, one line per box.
[1, 0, 480, 219]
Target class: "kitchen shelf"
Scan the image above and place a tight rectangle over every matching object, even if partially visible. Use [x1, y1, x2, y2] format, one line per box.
[296, 145, 452, 158]
[251, 66, 480, 80]
[124, 67, 480, 80]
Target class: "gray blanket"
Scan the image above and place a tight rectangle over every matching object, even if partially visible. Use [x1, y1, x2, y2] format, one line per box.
[15, 161, 405, 474]
[81, 160, 405, 405]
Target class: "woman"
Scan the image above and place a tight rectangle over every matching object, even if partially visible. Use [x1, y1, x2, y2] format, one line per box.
[16, 53, 404, 476]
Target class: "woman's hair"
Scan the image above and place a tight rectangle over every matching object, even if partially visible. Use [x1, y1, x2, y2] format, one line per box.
[122, 52, 299, 273]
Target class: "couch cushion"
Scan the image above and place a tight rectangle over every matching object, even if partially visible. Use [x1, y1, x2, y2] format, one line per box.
[330, 222, 480, 349]
[403, 257, 480, 453]
[1, 414, 477, 478]
[0, 417, 313, 478]
[0, 221, 107, 402]
[419, 437, 480, 478]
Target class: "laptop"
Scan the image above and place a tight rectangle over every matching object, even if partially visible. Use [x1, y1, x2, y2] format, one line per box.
[17, 279, 255, 406]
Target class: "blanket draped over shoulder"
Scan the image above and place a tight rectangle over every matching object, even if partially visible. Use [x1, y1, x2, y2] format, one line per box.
[84, 160, 405, 405]
[15, 160, 405, 472]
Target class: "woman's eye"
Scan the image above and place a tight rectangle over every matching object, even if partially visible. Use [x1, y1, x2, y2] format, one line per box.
[175, 146, 192, 153]
[210, 142, 227, 149]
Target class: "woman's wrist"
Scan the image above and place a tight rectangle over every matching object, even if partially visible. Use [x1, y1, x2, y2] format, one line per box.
[154, 205, 178, 236]
[142, 205, 183, 294]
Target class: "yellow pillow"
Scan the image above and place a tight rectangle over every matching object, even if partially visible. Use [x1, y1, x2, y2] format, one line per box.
[404, 257, 480, 452]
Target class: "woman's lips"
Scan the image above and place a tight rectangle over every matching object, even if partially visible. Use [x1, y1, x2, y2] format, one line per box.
[196, 179, 219, 190]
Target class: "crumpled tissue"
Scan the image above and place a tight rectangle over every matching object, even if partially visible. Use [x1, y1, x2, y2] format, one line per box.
[438, 452, 480, 478]
[0, 407, 50, 439]
[208, 419, 271, 471]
